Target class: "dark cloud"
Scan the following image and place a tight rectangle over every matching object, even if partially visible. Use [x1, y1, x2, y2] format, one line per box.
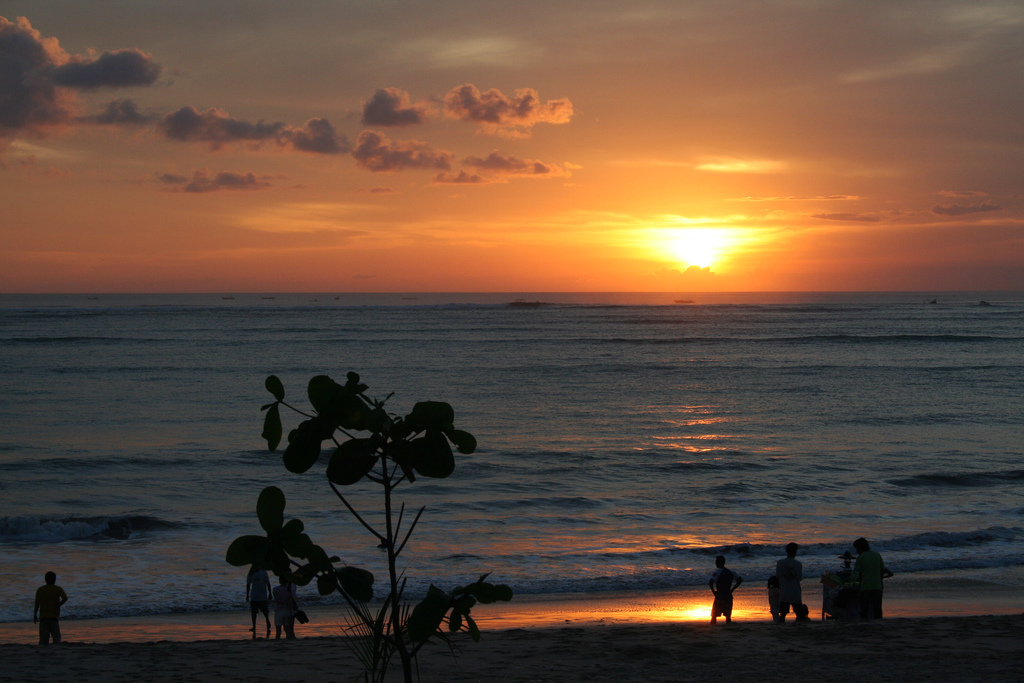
[351, 130, 453, 172]
[0, 16, 77, 133]
[462, 151, 567, 177]
[932, 203, 1002, 216]
[811, 212, 881, 222]
[0, 16, 161, 137]
[361, 88, 431, 127]
[157, 106, 287, 147]
[157, 107, 347, 154]
[287, 118, 349, 154]
[433, 170, 487, 184]
[52, 48, 161, 89]
[443, 84, 573, 132]
[159, 169, 272, 193]
[86, 99, 155, 125]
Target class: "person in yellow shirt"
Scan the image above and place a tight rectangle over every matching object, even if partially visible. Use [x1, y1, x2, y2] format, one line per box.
[33, 571, 69, 645]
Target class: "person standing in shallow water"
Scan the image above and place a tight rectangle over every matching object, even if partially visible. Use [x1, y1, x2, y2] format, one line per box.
[775, 542, 805, 623]
[852, 537, 893, 619]
[709, 555, 743, 624]
[33, 571, 68, 645]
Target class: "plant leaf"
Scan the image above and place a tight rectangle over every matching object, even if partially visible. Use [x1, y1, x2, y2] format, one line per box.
[282, 418, 329, 473]
[225, 535, 268, 566]
[326, 438, 378, 486]
[407, 401, 455, 431]
[337, 565, 375, 602]
[445, 428, 477, 454]
[407, 585, 450, 643]
[265, 375, 285, 401]
[413, 430, 455, 479]
[256, 486, 286, 532]
[261, 403, 282, 451]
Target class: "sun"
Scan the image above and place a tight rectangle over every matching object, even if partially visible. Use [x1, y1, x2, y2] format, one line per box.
[664, 229, 729, 268]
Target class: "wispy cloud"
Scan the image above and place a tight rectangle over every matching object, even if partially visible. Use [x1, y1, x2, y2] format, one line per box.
[695, 157, 786, 173]
[159, 170, 272, 193]
[933, 202, 1002, 216]
[811, 212, 881, 222]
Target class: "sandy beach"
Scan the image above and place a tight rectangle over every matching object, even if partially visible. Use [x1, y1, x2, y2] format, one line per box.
[2, 613, 1022, 683]
[3, 583, 1023, 682]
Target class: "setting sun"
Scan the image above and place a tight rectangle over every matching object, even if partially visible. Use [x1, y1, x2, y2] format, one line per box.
[663, 228, 731, 268]
[666, 229, 727, 267]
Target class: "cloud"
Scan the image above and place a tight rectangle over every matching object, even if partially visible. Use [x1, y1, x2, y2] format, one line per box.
[1, 16, 78, 133]
[932, 202, 1002, 216]
[288, 118, 349, 154]
[159, 169, 272, 193]
[351, 129, 453, 171]
[84, 99, 156, 125]
[695, 157, 786, 173]
[733, 195, 860, 202]
[433, 170, 487, 184]
[52, 48, 161, 89]
[157, 106, 287, 147]
[361, 87, 431, 127]
[0, 16, 161, 137]
[812, 212, 882, 222]
[157, 107, 348, 153]
[443, 84, 573, 134]
[462, 151, 569, 177]
[937, 190, 988, 198]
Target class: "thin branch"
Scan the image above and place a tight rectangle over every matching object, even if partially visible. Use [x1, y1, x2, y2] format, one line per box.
[394, 502, 406, 540]
[329, 480, 385, 542]
[395, 506, 426, 558]
[279, 400, 314, 419]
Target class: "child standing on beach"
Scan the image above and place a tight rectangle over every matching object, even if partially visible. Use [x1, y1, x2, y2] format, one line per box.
[767, 575, 781, 623]
[709, 555, 743, 624]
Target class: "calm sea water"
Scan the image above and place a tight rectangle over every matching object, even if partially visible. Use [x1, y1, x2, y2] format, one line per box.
[1, 292, 1022, 622]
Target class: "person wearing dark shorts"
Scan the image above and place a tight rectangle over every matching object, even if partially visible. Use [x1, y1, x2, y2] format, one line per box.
[33, 571, 68, 645]
[709, 555, 743, 623]
[246, 567, 272, 638]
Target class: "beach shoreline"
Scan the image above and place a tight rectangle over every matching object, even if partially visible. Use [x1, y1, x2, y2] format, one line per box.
[2, 614, 1021, 683]
[2, 575, 1022, 645]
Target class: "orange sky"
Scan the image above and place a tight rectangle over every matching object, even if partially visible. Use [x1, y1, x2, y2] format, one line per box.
[2, 2, 1022, 292]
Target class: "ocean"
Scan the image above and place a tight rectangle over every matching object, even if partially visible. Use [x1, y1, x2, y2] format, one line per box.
[1, 291, 1022, 623]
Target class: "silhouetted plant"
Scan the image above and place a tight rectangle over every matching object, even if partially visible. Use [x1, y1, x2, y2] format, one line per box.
[227, 372, 512, 683]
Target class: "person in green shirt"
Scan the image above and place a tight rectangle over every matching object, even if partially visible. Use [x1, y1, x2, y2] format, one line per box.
[33, 571, 69, 645]
[852, 538, 893, 619]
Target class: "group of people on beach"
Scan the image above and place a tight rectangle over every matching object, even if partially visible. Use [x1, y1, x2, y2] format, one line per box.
[29, 567, 304, 645]
[709, 537, 892, 624]
[30, 536, 891, 644]
[246, 566, 302, 640]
